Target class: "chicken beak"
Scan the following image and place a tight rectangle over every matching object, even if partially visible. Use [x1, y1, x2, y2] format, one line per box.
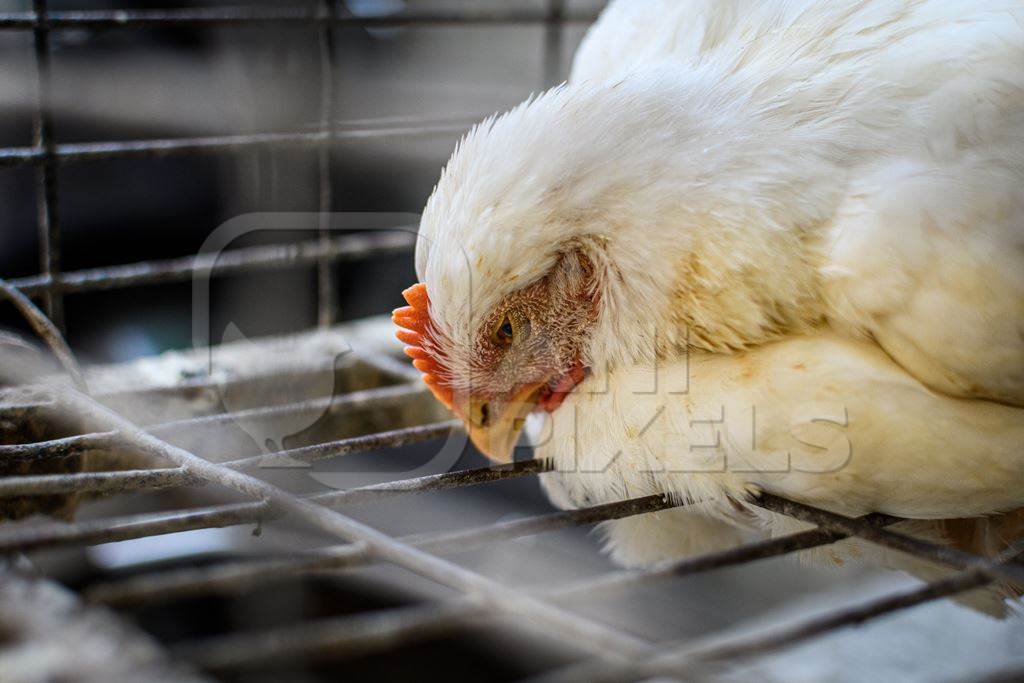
[454, 383, 544, 463]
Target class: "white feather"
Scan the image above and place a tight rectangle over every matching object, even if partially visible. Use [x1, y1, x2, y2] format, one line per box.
[418, 0, 1024, 603]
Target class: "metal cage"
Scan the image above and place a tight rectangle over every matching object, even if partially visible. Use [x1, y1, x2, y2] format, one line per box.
[0, 3, 1022, 682]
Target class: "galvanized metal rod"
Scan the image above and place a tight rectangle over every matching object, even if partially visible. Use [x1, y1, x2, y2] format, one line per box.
[148, 382, 423, 433]
[91, 360, 365, 403]
[1, 433, 531, 548]
[0, 6, 600, 30]
[86, 484, 672, 607]
[0, 467, 198, 497]
[59, 388, 655, 661]
[163, 517, 1008, 676]
[645, 547, 1024, 683]
[87, 507, 891, 618]
[87, 511, 885, 630]
[151, 524, 974, 671]
[0, 500, 271, 553]
[0, 120, 478, 168]
[145, 557, 1024, 678]
[89, 495, 677, 636]
[0, 417, 450, 486]
[753, 493, 1024, 586]
[8, 231, 415, 298]
[0, 385, 423, 458]
[310, 457, 550, 507]
[530, 546, 1024, 683]
[0, 433, 96, 464]
[0, 279, 85, 390]
[316, 0, 338, 327]
[31, 383, 653, 659]
[0, 420, 459, 498]
[30, 0, 62, 329]
[665, 553, 1024, 666]
[221, 419, 460, 470]
[542, 519, 885, 602]
[410, 494, 675, 553]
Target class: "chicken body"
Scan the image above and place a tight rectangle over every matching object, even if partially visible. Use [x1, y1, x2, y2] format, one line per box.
[566, 0, 1024, 405]
[533, 0, 1024, 611]
[406, 0, 1024, 611]
[535, 335, 1024, 519]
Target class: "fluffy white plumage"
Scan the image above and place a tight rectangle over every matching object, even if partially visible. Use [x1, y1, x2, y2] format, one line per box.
[412, 0, 1024, 612]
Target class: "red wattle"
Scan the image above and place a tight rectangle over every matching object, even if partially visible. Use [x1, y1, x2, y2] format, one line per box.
[538, 362, 587, 412]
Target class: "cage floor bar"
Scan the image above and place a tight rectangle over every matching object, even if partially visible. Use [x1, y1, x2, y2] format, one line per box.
[529, 544, 1024, 683]
[33, 388, 665, 665]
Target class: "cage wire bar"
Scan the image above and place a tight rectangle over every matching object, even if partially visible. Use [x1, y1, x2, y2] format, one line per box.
[316, 0, 338, 327]
[0, 5, 603, 29]
[0, 3, 1022, 683]
[30, 0, 62, 330]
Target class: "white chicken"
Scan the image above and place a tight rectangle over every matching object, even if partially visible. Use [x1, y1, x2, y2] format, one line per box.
[394, 0, 1024, 613]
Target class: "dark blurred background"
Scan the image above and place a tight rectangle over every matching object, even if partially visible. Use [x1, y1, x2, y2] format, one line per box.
[0, 0, 599, 363]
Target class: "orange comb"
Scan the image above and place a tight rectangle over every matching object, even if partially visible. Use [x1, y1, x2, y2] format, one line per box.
[392, 283, 454, 410]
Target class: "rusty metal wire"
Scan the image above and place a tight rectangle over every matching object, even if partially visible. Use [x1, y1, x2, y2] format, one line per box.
[0, 379, 444, 477]
[0, 278, 85, 389]
[0, 382, 429, 463]
[57, 389, 661, 662]
[0, 456, 549, 551]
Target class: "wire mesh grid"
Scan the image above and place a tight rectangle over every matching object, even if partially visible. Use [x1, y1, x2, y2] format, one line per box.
[0, 3, 1022, 682]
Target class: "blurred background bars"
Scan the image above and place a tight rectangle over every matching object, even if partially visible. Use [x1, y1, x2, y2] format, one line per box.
[0, 0, 603, 363]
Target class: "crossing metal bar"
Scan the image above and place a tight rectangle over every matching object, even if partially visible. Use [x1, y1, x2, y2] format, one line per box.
[753, 493, 1024, 586]
[0, 500, 272, 552]
[0, 467, 197, 497]
[30, 0, 62, 329]
[0, 279, 85, 389]
[0, 119, 479, 168]
[47, 388, 664, 662]
[530, 544, 1024, 683]
[0, 6, 602, 30]
[148, 516, 1015, 677]
[316, 0, 338, 327]
[7, 231, 416, 298]
[0, 416, 454, 473]
[85, 488, 673, 607]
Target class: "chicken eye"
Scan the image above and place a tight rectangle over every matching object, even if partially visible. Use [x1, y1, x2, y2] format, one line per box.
[492, 316, 514, 348]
